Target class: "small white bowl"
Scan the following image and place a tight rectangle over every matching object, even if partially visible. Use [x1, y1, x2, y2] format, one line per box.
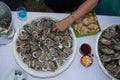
[13, 15, 77, 78]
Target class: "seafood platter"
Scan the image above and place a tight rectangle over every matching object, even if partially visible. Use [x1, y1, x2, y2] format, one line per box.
[96, 23, 120, 80]
[13, 15, 77, 78]
[72, 11, 101, 37]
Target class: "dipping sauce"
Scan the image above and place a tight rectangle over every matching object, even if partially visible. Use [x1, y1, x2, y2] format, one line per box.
[81, 55, 93, 67]
[80, 43, 91, 55]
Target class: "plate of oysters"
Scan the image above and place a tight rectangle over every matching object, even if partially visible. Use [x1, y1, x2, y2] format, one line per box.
[96, 23, 120, 80]
[13, 15, 77, 78]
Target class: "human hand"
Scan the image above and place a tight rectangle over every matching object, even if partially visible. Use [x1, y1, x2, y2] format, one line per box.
[52, 18, 71, 32]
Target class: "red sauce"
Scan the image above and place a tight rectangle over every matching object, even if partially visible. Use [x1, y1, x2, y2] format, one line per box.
[80, 43, 91, 55]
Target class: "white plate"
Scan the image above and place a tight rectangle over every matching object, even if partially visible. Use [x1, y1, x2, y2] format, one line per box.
[95, 23, 120, 80]
[13, 15, 77, 78]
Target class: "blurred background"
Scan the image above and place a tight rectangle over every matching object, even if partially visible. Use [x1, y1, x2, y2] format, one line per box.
[0, 0, 120, 16]
[0, 0, 48, 12]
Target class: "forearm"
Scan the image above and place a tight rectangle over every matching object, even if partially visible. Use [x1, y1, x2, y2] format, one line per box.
[65, 0, 98, 25]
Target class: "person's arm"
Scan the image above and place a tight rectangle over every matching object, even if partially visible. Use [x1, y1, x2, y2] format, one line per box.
[53, 0, 98, 32]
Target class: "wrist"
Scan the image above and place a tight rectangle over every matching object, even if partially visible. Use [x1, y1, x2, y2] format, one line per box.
[66, 14, 75, 25]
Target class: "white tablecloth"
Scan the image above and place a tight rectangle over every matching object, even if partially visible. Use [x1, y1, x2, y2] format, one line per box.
[0, 12, 120, 80]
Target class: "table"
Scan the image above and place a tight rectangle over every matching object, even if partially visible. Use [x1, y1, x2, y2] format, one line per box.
[0, 11, 120, 80]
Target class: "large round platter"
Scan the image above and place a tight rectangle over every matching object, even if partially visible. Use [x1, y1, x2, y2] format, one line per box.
[96, 23, 120, 80]
[13, 15, 77, 78]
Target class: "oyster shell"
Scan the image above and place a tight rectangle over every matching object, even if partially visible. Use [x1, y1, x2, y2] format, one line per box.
[99, 38, 111, 46]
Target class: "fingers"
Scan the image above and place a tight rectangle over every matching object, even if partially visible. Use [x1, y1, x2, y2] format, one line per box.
[52, 23, 60, 32]
[52, 22, 65, 32]
[56, 29, 60, 32]
[52, 26, 57, 31]
[53, 26, 60, 32]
